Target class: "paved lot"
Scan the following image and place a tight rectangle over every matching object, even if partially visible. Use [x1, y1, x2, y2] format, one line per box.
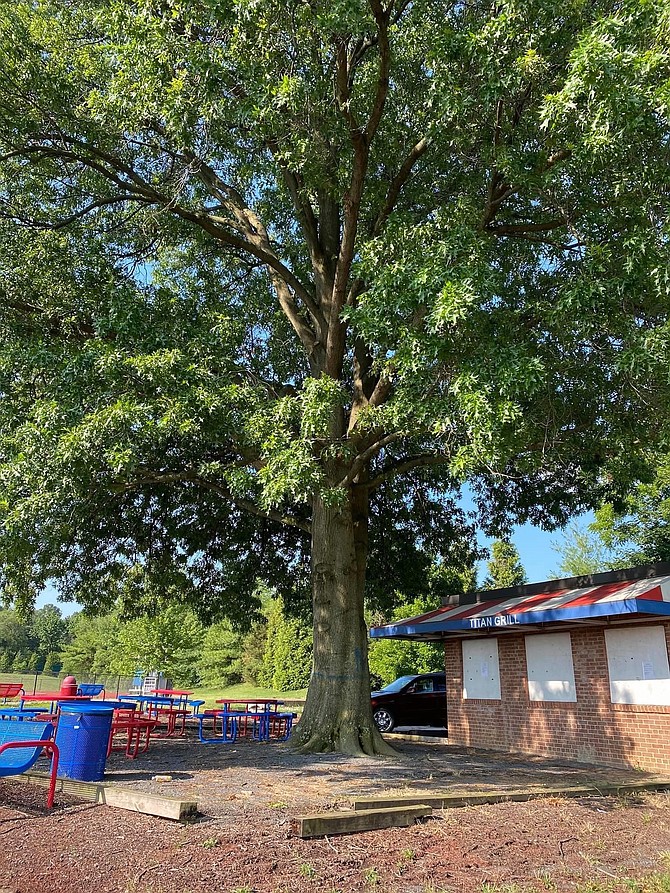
[101, 727, 662, 819]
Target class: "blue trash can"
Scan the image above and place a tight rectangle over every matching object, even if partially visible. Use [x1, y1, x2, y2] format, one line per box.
[55, 703, 114, 781]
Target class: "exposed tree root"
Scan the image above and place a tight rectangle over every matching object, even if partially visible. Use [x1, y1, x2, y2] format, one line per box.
[289, 721, 398, 757]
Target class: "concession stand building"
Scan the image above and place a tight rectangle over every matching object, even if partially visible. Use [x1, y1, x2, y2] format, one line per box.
[370, 563, 670, 772]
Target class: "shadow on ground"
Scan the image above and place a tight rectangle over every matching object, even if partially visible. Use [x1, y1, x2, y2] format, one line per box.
[101, 722, 660, 819]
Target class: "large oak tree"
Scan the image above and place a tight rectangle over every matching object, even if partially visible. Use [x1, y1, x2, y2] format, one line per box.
[0, 0, 668, 753]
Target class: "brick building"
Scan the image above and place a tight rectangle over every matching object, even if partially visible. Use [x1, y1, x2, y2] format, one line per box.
[370, 564, 670, 772]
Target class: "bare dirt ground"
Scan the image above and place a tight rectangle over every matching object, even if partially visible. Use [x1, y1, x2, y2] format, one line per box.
[0, 732, 669, 893]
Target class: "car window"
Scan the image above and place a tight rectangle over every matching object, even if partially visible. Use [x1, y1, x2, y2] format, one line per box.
[411, 679, 434, 693]
[379, 675, 416, 693]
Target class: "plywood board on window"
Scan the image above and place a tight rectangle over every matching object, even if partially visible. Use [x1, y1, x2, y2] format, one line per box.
[462, 638, 501, 700]
[525, 632, 576, 702]
[605, 626, 670, 706]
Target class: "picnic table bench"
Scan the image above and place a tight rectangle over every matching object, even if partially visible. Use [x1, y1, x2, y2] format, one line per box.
[0, 683, 24, 703]
[0, 718, 60, 807]
[195, 707, 294, 743]
[77, 683, 105, 698]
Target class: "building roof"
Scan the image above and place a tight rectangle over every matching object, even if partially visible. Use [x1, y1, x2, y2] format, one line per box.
[370, 569, 670, 641]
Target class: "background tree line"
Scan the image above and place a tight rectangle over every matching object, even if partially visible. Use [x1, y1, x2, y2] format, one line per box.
[556, 458, 670, 577]
[5, 499, 660, 693]
[0, 604, 69, 674]
[1, 540, 532, 690]
[0, 588, 314, 691]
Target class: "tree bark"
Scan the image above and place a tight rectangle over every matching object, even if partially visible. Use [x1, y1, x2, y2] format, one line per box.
[290, 489, 395, 755]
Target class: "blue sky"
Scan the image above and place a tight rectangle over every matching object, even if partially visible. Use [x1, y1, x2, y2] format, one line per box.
[464, 486, 591, 585]
[36, 581, 77, 616]
[478, 521, 565, 585]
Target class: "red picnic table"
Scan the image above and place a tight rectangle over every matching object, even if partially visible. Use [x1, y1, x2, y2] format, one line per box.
[104, 702, 158, 759]
[147, 689, 194, 736]
[0, 683, 25, 703]
[19, 692, 92, 713]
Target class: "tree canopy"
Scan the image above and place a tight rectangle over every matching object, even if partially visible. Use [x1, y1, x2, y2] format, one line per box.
[0, 0, 669, 753]
[552, 455, 670, 575]
[593, 457, 670, 566]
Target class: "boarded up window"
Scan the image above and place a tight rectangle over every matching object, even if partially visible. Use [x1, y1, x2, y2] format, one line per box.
[605, 626, 670, 706]
[462, 638, 501, 700]
[525, 632, 576, 702]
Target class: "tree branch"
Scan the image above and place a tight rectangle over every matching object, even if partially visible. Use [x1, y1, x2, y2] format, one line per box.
[335, 40, 361, 133]
[0, 292, 103, 341]
[338, 432, 403, 487]
[364, 453, 451, 491]
[373, 136, 429, 236]
[161, 147, 325, 331]
[119, 472, 311, 533]
[486, 218, 567, 235]
[328, 9, 391, 376]
[481, 147, 573, 230]
[2, 194, 152, 231]
[7, 137, 324, 363]
[172, 203, 323, 361]
[365, 0, 391, 143]
[368, 375, 392, 407]
[265, 145, 330, 340]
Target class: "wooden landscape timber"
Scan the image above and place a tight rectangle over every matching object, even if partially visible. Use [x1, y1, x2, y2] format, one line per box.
[16, 770, 197, 820]
[353, 778, 670, 811]
[291, 804, 432, 838]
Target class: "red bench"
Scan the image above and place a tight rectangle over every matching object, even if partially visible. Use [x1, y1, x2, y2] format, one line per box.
[0, 683, 24, 703]
[107, 709, 158, 759]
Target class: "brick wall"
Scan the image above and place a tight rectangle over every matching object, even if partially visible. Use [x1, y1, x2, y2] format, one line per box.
[445, 621, 670, 772]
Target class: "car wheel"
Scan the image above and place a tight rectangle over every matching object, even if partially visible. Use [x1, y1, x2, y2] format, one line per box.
[373, 708, 395, 733]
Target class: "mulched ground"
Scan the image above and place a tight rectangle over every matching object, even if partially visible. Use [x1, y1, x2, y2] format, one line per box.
[0, 732, 669, 893]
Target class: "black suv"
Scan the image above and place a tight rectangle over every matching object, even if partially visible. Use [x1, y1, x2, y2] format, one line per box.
[370, 672, 447, 733]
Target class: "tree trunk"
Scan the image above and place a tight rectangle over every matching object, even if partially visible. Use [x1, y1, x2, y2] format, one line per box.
[291, 489, 395, 755]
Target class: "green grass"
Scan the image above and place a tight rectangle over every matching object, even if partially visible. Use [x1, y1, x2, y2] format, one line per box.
[0, 672, 29, 683]
[188, 682, 307, 710]
[299, 862, 317, 879]
[0, 671, 69, 693]
[1, 670, 134, 695]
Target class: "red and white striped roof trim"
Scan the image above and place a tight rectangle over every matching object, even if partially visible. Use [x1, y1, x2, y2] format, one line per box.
[370, 575, 670, 639]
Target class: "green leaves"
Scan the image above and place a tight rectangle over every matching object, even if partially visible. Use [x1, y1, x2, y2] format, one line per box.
[243, 377, 347, 507]
[483, 540, 527, 590]
[0, 0, 668, 625]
